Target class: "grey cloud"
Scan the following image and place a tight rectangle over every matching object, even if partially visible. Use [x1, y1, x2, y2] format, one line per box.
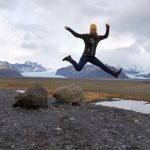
[79, 0, 115, 18]
[23, 34, 31, 40]
[0, 0, 16, 9]
[23, 34, 43, 41]
[142, 41, 150, 51]
[0, 0, 149, 69]
[21, 39, 60, 54]
[39, 42, 61, 54]
[21, 43, 38, 50]
[14, 23, 47, 33]
[115, 43, 141, 55]
[109, 0, 150, 52]
[32, 0, 65, 9]
[36, 34, 43, 39]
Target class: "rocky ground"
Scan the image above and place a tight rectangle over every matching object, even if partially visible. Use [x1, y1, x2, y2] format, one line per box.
[0, 90, 150, 150]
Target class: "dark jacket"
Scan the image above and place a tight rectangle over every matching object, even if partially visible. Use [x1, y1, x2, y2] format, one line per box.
[67, 25, 109, 56]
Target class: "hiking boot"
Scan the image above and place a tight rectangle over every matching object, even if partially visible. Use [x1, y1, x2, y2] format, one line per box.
[62, 55, 72, 62]
[113, 68, 122, 78]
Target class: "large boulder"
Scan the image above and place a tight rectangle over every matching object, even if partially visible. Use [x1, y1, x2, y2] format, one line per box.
[13, 85, 48, 108]
[53, 84, 84, 103]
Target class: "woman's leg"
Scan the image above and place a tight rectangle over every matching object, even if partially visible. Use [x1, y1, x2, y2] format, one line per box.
[63, 55, 88, 71]
[89, 56, 120, 77]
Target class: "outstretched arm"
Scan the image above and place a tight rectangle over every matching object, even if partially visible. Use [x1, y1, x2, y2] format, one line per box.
[98, 24, 110, 40]
[64, 26, 85, 39]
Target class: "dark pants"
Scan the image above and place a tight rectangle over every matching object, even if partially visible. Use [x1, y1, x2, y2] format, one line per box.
[70, 55, 114, 76]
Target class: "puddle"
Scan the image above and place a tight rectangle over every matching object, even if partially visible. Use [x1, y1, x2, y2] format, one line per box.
[15, 90, 26, 93]
[95, 98, 150, 114]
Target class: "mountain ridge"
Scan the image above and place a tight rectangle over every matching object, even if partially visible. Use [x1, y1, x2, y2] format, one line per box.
[0, 61, 46, 73]
[56, 64, 128, 79]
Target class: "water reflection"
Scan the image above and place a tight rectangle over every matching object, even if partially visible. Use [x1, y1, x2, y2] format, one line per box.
[95, 98, 150, 114]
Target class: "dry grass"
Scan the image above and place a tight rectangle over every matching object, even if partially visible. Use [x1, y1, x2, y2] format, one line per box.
[0, 77, 150, 102]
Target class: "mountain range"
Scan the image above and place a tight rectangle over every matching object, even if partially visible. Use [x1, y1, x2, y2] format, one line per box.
[0, 60, 149, 79]
[56, 64, 150, 79]
[15, 61, 46, 72]
[56, 64, 128, 79]
[0, 61, 46, 72]
[0, 61, 46, 77]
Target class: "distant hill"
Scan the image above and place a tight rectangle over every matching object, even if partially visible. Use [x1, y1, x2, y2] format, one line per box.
[56, 64, 128, 79]
[0, 69, 22, 77]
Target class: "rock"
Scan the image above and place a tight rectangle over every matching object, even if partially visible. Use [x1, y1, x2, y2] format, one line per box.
[53, 84, 84, 103]
[13, 85, 48, 108]
[69, 117, 75, 121]
[55, 127, 63, 131]
[133, 119, 141, 124]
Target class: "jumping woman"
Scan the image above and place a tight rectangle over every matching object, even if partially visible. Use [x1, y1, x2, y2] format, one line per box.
[63, 24, 122, 78]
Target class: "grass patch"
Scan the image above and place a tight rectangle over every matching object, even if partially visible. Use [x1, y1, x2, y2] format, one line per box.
[0, 77, 150, 102]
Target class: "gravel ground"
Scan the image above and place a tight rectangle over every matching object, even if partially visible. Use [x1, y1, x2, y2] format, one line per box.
[0, 90, 150, 150]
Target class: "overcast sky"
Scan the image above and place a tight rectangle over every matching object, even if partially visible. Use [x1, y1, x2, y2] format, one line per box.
[0, 0, 150, 71]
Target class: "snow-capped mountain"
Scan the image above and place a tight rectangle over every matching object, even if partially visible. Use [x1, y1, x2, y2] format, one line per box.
[15, 61, 46, 72]
[0, 60, 149, 79]
[0, 61, 18, 71]
[0, 61, 22, 77]
[123, 66, 150, 79]
[123, 67, 141, 75]
[0, 61, 46, 73]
